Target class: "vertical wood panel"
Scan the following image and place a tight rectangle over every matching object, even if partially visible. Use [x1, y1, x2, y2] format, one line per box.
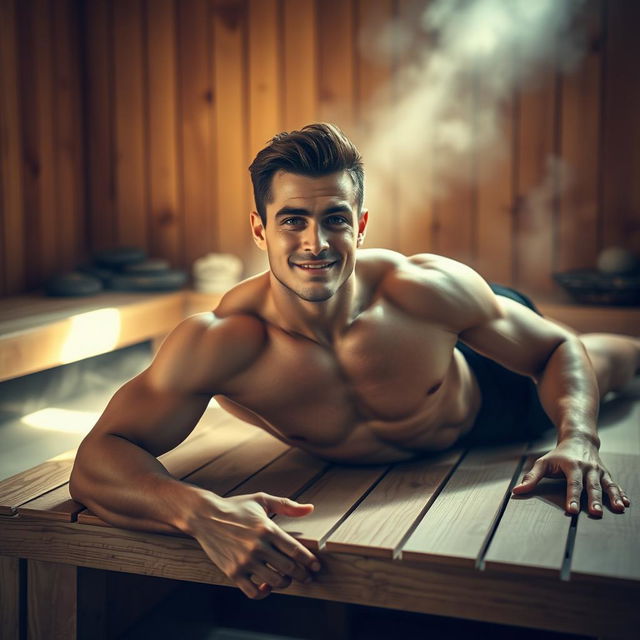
[282, 0, 317, 131]
[18, 0, 59, 287]
[317, 0, 355, 130]
[0, 556, 22, 640]
[213, 0, 251, 271]
[177, 0, 215, 268]
[557, 0, 602, 273]
[53, 0, 85, 272]
[0, 0, 26, 294]
[514, 70, 559, 294]
[113, 0, 147, 248]
[601, 0, 640, 254]
[83, 0, 117, 253]
[146, 0, 181, 266]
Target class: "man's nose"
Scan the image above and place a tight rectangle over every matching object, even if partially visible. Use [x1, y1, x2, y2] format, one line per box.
[302, 223, 329, 254]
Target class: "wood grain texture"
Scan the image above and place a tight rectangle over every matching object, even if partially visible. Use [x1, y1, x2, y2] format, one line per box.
[0, 449, 75, 515]
[28, 559, 77, 640]
[0, 0, 26, 295]
[0, 555, 21, 640]
[570, 452, 640, 583]
[325, 449, 463, 558]
[401, 443, 526, 566]
[483, 455, 571, 576]
[18, 483, 82, 522]
[273, 464, 388, 550]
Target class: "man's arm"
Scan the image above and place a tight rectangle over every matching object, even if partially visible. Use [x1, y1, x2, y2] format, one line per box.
[70, 313, 320, 599]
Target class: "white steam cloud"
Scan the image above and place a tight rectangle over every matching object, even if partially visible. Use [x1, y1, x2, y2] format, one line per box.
[359, 0, 587, 207]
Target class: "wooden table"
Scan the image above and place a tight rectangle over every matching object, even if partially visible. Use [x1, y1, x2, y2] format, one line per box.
[1, 386, 639, 639]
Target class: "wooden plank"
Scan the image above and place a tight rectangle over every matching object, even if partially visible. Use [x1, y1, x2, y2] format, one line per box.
[325, 449, 463, 558]
[0, 448, 75, 515]
[282, 0, 317, 130]
[52, 0, 85, 273]
[27, 559, 77, 639]
[178, 0, 215, 267]
[210, 0, 253, 273]
[227, 447, 328, 498]
[146, 0, 182, 267]
[1, 517, 638, 638]
[273, 464, 388, 550]
[0, 0, 26, 295]
[513, 66, 558, 295]
[18, 484, 81, 522]
[557, 0, 602, 273]
[183, 430, 290, 496]
[601, 0, 640, 254]
[113, 0, 147, 248]
[317, 0, 355, 130]
[83, 0, 117, 252]
[0, 291, 185, 382]
[17, 0, 59, 288]
[401, 443, 526, 566]
[0, 555, 22, 640]
[570, 452, 640, 584]
[483, 455, 570, 577]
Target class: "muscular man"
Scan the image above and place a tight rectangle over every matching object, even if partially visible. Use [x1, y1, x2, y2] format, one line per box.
[70, 123, 638, 600]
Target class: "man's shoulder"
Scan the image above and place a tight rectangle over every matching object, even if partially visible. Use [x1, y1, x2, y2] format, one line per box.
[376, 252, 500, 329]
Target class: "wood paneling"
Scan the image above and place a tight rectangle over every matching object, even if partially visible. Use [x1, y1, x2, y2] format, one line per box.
[1, 0, 639, 297]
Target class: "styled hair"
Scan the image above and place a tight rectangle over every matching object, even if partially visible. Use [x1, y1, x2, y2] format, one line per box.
[248, 123, 364, 224]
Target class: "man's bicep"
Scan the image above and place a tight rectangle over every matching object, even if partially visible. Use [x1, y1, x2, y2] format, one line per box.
[458, 297, 570, 379]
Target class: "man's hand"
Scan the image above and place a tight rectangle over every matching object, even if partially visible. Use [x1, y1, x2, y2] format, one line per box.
[511, 438, 631, 517]
[188, 492, 321, 599]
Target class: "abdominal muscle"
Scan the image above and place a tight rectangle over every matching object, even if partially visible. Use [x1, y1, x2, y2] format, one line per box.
[216, 348, 482, 465]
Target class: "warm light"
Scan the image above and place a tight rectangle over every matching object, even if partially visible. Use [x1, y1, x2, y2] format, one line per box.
[21, 408, 100, 434]
[59, 308, 121, 363]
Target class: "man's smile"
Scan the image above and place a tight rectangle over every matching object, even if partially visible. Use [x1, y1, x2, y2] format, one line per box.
[292, 260, 338, 271]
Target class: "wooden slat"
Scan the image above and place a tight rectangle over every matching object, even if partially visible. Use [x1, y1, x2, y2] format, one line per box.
[0, 0, 26, 295]
[282, 0, 317, 130]
[146, 0, 181, 267]
[177, 0, 215, 267]
[212, 0, 255, 273]
[401, 443, 526, 566]
[557, 0, 602, 272]
[317, 0, 355, 129]
[18, 484, 81, 522]
[570, 452, 640, 583]
[0, 449, 75, 515]
[183, 430, 290, 496]
[601, 0, 640, 254]
[113, 0, 147, 248]
[52, 0, 84, 274]
[227, 447, 328, 498]
[83, 0, 117, 252]
[0, 555, 21, 640]
[483, 455, 570, 577]
[273, 464, 388, 551]
[325, 449, 464, 558]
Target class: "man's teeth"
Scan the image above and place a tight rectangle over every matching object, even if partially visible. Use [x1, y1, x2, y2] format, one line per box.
[298, 263, 332, 269]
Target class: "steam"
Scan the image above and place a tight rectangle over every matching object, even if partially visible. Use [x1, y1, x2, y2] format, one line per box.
[359, 0, 587, 208]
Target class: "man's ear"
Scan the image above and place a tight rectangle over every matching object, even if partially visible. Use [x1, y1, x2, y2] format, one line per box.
[357, 209, 369, 247]
[250, 211, 267, 251]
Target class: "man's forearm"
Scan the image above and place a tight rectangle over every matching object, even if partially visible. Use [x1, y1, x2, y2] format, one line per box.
[536, 336, 601, 446]
[69, 433, 214, 535]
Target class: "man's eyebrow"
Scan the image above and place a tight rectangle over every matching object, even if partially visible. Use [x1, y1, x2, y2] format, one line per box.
[274, 204, 352, 218]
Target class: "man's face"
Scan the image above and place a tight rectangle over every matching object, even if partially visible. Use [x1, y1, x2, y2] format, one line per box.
[251, 170, 368, 303]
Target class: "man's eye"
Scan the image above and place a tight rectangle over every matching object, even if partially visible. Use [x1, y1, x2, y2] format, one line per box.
[282, 217, 304, 226]
[326, 215, 348, 226]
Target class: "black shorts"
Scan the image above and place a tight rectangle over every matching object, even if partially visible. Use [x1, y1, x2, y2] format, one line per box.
[456, 284, 555, 447]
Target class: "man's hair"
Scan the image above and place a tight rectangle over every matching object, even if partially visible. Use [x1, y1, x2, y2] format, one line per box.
[248, 123, 364, 224]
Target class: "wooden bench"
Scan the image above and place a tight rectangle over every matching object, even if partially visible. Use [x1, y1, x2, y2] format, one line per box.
[1, 381, 639, 639]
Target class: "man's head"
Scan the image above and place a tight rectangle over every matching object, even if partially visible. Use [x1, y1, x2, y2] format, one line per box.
[249, 123, 364, 225]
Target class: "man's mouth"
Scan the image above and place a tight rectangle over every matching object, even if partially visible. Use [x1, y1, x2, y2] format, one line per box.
[293, 260, 337, 271]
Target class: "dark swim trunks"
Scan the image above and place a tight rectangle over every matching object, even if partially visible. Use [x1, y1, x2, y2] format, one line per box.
[456, 283, 555, 447]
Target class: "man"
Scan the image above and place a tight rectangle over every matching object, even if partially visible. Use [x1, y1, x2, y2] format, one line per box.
[70, 123, 638, 600]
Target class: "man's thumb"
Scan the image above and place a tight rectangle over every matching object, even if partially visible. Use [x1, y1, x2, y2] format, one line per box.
[262, 494, 314, 517]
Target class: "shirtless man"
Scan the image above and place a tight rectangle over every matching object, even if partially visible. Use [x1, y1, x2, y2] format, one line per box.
[70, 123, 638, 600]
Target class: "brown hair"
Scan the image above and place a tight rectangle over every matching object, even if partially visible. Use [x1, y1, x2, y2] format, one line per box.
[248, 123, 364, 224]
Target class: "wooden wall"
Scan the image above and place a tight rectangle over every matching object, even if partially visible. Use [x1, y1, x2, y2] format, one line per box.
[1, 0, 639, 297]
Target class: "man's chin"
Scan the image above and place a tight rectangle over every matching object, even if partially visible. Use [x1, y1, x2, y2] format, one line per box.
[296, 287, 335, 303]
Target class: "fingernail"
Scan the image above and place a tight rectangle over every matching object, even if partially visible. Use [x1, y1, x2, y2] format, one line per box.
[311, 562, 321, 572]
[570, 501, 578, 512]
[616, 499, 623, 507]
[593, 504, 601, 511]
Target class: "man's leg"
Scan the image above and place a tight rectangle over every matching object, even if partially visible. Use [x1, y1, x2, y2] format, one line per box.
[579, 334, 640, 398]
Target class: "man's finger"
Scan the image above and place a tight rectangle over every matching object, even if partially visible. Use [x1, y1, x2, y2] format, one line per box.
[236, 576, 270, 600]
[565, 468, 583, 514]
[261, 544, 312, 584]
[585, 468, 603, 517]
[258, 493, 315, 518]
[512, 459, 547, 494]
[270, 529, 322, 573]
[601, 473, 626, 513]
